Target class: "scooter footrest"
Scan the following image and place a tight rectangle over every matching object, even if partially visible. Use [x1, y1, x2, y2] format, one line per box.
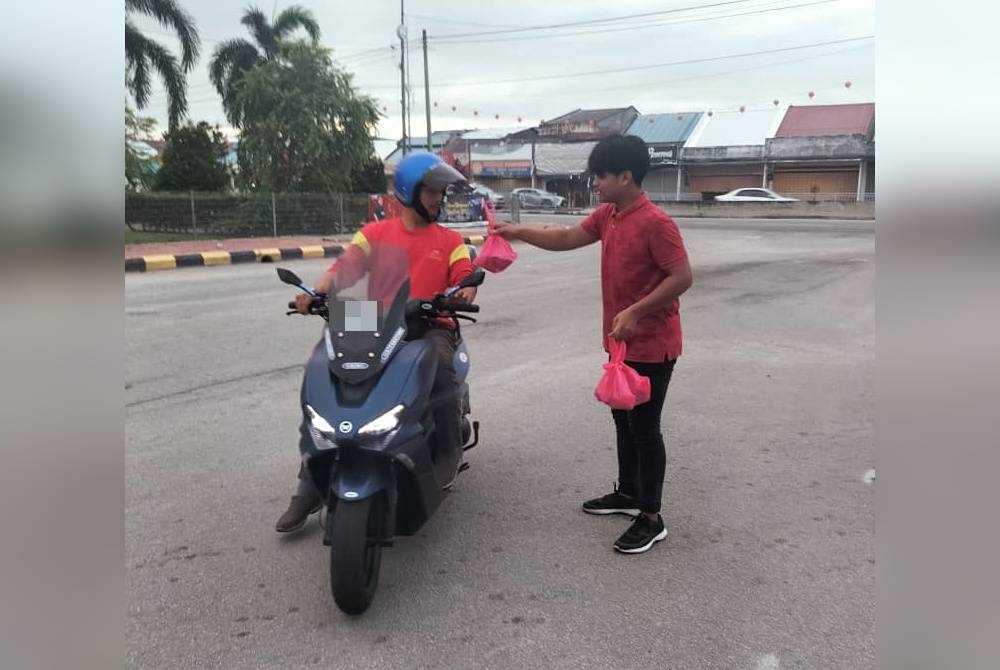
[463, 420, 481, 451]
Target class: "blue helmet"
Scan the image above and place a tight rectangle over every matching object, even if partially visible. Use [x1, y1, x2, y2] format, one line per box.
[393, 152, 466, 207]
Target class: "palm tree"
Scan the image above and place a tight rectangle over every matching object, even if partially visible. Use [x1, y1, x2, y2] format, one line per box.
[209, 6, 320, 126]
[125, 0, 200, 129]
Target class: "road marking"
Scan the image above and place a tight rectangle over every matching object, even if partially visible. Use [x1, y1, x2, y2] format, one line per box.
[863, 469, 876, 484]
[756, 653, 780, 670]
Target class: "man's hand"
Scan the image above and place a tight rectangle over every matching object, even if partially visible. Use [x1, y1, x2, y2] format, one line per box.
[491, 222, 520, 240]
[294, 293, 315, 315]
[453, 287, 477, 303]
[609, 306, 640, 341]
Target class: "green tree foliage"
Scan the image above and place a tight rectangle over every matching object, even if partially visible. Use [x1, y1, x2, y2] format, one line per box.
[350, 156, 388, 194]
[154, 122, 231, 192]
[235, 41, 380, 193]
[208, 5, 319, 127]
[125, 0, 200, 128]
[126, 105, 158, 191]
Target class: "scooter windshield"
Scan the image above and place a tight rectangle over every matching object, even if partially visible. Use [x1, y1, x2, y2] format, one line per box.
[324, 242, 411, 385]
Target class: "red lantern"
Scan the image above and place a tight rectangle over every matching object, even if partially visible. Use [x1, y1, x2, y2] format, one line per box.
[739, 105, 746, 113]
[844, 80, 852, 89]
[773, 99, 780, 106]
[808, 91, 815, 98]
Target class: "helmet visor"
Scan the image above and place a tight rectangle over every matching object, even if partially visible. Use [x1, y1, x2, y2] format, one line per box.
[420, 161, 466, 192]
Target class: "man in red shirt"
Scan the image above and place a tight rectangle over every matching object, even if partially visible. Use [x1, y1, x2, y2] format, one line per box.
[494, 135, 693, 554]
[276, 152, 477, 533]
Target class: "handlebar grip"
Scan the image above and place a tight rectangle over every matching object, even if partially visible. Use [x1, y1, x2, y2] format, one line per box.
[438, 301, 480, 313]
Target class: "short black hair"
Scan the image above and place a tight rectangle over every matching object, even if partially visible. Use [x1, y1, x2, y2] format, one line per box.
[587, 134, 649, 186]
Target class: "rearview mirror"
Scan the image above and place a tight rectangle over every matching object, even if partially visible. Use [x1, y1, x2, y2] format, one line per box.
[277, 268, 302, 286]
[459, 268, 486, 289]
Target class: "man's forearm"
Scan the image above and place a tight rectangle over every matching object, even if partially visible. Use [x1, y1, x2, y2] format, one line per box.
[314, 269, 336, 294]
[630, 271, 693, 318]
[515, 224, 577, 251]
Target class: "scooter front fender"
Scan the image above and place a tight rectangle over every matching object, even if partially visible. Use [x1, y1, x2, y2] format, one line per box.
[329, 448, 394, 503]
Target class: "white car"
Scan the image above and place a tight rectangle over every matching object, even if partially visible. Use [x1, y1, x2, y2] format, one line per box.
[714, 188, 798, 202]
[511, 188, 565, 208]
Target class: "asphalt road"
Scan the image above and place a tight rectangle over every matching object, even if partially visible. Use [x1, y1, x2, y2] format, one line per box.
[126, 217, 875, 670]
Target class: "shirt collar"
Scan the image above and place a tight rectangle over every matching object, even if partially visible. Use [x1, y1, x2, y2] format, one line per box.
[612, 192, 650, 219]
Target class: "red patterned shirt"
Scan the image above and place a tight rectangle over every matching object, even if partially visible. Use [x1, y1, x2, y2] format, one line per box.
[581, 193, 688, 363]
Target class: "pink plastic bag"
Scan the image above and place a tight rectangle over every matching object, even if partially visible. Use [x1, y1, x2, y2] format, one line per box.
[473, 200, 517, 273]
[594, 339, 651, 410]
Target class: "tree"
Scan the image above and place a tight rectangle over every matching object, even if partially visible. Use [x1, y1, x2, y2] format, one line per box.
[125, 0, 200, 129]
[235, 41, 380, 193]
[208, 5, 320, 126]
[154, 122, 230, 192]
[126, 104, 158, 191]
[351, 156, 388, 194]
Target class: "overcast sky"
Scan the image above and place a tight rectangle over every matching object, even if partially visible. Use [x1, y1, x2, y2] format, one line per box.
[131, 0, 874, 140]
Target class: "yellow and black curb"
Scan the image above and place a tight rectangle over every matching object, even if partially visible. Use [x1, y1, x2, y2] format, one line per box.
[124, 235, 487, 273]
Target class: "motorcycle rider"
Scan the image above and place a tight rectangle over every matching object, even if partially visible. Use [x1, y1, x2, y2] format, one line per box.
[276, 152, 478, 533]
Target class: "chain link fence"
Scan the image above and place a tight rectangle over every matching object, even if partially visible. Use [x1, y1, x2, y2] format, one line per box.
[125, 192, 372, 238]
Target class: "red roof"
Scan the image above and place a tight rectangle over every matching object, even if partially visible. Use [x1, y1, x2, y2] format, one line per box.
[775, 103, 874, 138]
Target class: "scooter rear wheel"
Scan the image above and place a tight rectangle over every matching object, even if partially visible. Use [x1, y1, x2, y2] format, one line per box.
[330, 496, 384, 615]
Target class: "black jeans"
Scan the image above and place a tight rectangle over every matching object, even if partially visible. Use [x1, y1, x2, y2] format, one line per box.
[422, 327, 463, 475]
[611, 358, 676, 514]
[296, 327, 462, 491]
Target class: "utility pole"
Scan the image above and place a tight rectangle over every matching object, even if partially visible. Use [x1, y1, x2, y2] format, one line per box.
[398, 1, 407, 155]
[423, 29, 431, 151]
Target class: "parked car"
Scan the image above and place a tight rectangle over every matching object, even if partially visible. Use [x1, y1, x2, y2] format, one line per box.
[469, 183, 506, 209]
[714, 188, 798, 202]
[511, 187, 565, 208]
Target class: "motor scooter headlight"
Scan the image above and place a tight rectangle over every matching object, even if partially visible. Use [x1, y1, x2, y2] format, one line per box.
[305, 405, 337, 450]
[358, 404, 404, 438]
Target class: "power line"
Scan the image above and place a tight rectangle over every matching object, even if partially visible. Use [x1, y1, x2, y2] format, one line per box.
[404, 13, 530, 30]
[428, 0, 759, 40]
[493, 43, 873, 102]
[431, 0, 845, 46]
[440, 35, 874, 87]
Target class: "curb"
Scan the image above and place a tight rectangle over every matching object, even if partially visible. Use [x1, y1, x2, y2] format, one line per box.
[124, 235, 487, 273]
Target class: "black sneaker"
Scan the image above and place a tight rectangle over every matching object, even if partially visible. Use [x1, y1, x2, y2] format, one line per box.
[275, 489, 322, 533]
[582, 485, 640, 517]
[613, 514, 668, 554]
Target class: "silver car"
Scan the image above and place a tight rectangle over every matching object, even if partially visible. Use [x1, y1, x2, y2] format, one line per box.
[511, 188, 565, 208]
[714, 188, 798, 202]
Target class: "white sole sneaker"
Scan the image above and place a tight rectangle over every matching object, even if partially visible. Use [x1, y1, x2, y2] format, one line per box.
[614, 527, 668, 554]
[582, 506, 640, 517]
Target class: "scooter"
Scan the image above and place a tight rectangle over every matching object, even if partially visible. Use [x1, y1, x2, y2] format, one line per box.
[277, 264, 485, 615]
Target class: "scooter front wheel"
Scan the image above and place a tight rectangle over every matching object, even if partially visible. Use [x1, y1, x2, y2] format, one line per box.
[329, 496, 384, 615]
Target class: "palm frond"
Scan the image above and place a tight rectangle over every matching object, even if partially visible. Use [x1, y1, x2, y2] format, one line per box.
[125, 0, 200, 71]
[209, 39, 262, 126]
[208, 39, 261, 96]
[126, 21, 153, 107]
[240, 7, 278, 58]
[139, 36, 188, 129]
[272, 6, 320, 42]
